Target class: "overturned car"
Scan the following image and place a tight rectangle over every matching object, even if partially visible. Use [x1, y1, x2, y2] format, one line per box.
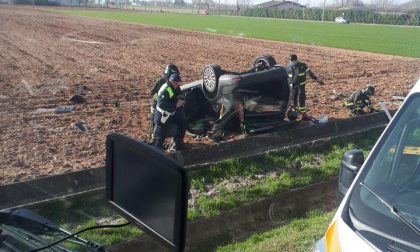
[177, 55, 295, 140]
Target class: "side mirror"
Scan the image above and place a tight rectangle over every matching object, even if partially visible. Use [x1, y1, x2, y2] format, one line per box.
[337, 149, 364, 202]
[106, 133, 188, 252]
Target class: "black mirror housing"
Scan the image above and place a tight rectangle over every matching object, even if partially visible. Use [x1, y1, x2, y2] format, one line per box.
[337, 149, 364, 202]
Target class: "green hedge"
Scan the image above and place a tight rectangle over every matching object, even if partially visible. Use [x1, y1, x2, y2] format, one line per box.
[241, 8, 420, 26]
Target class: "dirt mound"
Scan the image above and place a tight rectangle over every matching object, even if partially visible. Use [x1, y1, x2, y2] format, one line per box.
[0, 6, 419, 185]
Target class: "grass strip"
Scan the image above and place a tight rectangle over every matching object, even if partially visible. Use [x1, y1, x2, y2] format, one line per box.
[217, 209, 334, 252]
[33, 196, 142, 248]
[188, 130, 380, 219]
[31, 130, 380, 247]
[48, 9, 420, 58]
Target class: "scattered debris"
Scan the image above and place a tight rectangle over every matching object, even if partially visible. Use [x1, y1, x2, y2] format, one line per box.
[55, 105, 75, 114]
[69, 95, 85, 104]
[34, 105, 76, 114]
[73, 121, 95, 133]
[380, 102, 392, 121]
[330, 90, 346, 101]
[309, 115, 328, 126]
[96, 217, 125, 226]
[34, 108, 55, 113]
[330, 95, 340, 101]
[102, 99, 120, 107]
[79, 85, 89, 94]
[21, 80, 34, 96]
[204, 184, 215, 192]
[253, 174, 266, 179]
[391, 96, 406, 101]
[327, 105, 341, 111]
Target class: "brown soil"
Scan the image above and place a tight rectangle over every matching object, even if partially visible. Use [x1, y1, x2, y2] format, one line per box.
[0, 6, 419, 185]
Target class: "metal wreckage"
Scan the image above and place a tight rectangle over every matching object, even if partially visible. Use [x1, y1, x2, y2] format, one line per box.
[172, 54, 326, 142]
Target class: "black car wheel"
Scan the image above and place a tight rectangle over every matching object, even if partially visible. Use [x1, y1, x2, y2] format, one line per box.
[202, 64, 222, 101]
[253, 55, 276, 71]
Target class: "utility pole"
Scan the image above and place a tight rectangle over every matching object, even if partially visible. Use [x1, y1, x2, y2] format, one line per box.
[321, 0, 326, 22]
[373, 1, 378, 23]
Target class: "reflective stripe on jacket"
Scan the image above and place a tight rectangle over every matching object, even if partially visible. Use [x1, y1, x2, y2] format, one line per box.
[156, 83, 179, 113]
[287, 61, 317, 86]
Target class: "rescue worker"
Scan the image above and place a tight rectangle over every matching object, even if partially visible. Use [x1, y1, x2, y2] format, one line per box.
[287, 54, 324, 120]
[153, 73, 188, 151]
[344, 85, 376, 116]
[149, 64, 180, 143]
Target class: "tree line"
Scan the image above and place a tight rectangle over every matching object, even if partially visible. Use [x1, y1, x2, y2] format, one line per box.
[238, 8, 420, 26]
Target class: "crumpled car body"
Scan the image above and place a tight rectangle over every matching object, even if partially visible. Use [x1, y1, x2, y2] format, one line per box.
[180, 55, 292, 137]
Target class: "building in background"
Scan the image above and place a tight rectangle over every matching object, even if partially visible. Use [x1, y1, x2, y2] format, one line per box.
[255, 0, 305, 10]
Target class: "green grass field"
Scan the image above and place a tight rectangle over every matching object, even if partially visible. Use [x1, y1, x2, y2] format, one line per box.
[32, 131, 379, 249]
[217, 210, 334, 252]
[49, 9, 420, 58]
[188, 131, 379, 219]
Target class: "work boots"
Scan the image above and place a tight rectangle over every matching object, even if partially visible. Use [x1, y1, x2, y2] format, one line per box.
[174, 139, 189, 151]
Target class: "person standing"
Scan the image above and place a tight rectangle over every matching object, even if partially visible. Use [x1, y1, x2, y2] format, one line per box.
[287, 54, 324, 120]
[149, 64, 180, 143]
[153, 73, 188, 151]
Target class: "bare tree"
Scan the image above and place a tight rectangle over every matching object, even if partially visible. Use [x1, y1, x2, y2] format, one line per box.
[348, 0, 364, 6]
[376, 0, 397, 9]
[191, 0, 201, 12]
[238, 0, 252, 7]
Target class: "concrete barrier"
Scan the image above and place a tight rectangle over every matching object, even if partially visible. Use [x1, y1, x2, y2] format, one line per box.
[0, 168, 104, 210]
[0, 111, 389, 210]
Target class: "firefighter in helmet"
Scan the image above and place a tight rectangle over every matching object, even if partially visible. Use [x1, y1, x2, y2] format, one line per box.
[287, 54, 324, 120]
[344, 85, 377, 116]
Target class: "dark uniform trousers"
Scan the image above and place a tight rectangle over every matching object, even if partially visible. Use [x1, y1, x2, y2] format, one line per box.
[288, 61, 318, 114]
[293, 84, 306, 110]
[149, 77, 166, 141]
[153, 108, 187, 149]
[153, 81, 187, 150]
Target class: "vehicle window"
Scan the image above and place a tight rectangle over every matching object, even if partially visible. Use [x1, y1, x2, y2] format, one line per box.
[349, 95, 420, 249]
[365, 116, 420, 189]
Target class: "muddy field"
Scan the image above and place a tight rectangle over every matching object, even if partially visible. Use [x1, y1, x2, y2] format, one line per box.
[0, 6, 418, 185]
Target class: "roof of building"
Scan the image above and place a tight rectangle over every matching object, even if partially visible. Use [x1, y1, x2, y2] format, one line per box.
[255, 0, 305, 8]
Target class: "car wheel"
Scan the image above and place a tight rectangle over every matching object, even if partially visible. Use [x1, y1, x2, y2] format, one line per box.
[253, 55, 276, 71]
[202, 64, 222, 101]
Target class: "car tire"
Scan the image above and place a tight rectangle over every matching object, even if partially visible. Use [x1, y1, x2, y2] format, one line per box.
[253, 55, 277, 71]
[202, 64, 222, 101]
